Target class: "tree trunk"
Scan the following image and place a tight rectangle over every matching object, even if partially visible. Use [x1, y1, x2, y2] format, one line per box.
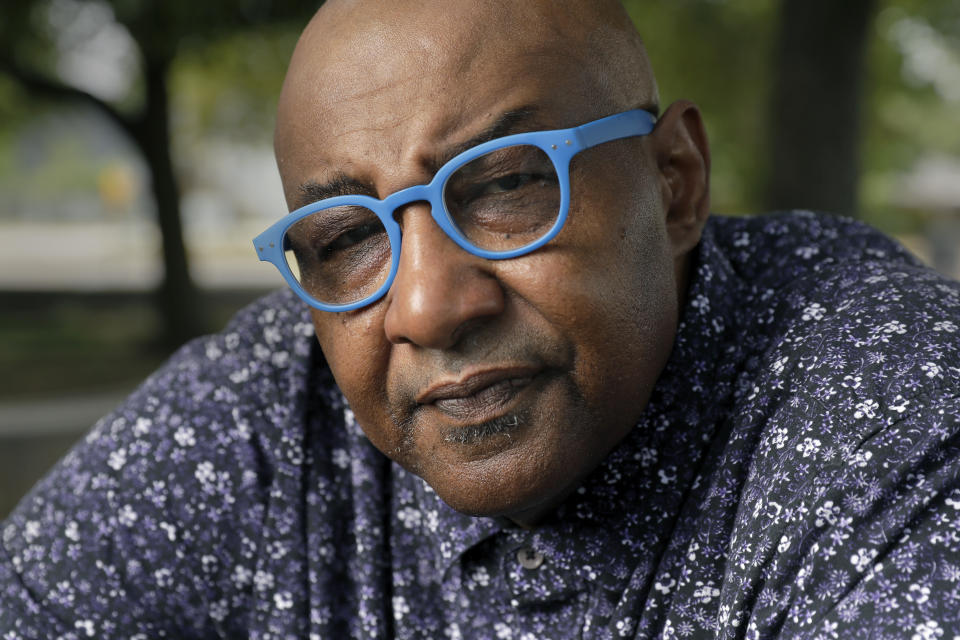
[765, 0, 877, 217]
[0, 53, 205, 347]
[135, 57, 205, 347]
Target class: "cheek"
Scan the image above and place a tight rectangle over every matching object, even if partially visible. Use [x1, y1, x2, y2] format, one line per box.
[539, 173, 674, 332]
[577, 152, 676, 333]
[531, 174, 677, 414]
[312, 309, 395, 444]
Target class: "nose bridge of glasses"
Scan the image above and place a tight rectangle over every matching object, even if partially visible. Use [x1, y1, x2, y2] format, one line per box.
[382, 183, 434, 218]
[381, 182, 459, 241]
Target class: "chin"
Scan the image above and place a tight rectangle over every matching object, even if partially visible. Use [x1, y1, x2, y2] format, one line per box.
[382, 374, 629, 524]
[416, 440, 586, 526]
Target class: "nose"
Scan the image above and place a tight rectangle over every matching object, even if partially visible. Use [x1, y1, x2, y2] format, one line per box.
[383, 203, 505, 349]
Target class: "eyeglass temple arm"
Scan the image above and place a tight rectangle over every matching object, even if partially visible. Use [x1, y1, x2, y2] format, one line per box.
[576, 109, 657, 150]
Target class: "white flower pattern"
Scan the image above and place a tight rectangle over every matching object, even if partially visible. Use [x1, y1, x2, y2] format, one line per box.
[1, 212, 959, 639]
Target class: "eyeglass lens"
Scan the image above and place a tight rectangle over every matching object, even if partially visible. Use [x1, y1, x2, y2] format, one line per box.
[282, 144, 561, 307]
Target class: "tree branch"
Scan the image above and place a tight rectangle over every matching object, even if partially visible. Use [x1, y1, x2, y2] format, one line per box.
[0, 57, 138, 140]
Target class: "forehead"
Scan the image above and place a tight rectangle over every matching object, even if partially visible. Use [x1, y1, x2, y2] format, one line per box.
[275, 1, 613, 197]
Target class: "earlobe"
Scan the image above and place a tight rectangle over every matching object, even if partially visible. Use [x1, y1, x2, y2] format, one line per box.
[653, 100, 711, 257]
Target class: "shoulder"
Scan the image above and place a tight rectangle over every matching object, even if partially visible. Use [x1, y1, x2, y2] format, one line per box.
[707, 212, 960, 379]
[711, 214, 960, 637]
[708, 210, 925, 285]
[78, 289, 321, 459]
[735, 213, 959, 408]
[724, 212, 960, 462]
[712, 211, 959, 414]
[75, 288, 335, 506]
[163, 287, 316, 392]
[0, 290, 334, 635]
[7, 288, 325, 521]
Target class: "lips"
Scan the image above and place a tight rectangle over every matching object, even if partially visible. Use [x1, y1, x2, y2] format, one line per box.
[416, 367, 540, 422]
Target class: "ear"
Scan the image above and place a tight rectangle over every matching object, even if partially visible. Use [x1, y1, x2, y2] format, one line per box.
[650, 100, 711, 258]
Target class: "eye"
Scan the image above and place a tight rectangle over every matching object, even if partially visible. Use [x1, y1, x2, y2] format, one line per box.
[322, 222, 383, 258]
[478, 172, 556, 199]
[485, 173, 534, 194]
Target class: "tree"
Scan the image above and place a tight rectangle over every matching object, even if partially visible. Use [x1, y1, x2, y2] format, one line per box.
[0, 0, 317, 347]
[623, 0, 955, 225]
[765, 0, 878, 217]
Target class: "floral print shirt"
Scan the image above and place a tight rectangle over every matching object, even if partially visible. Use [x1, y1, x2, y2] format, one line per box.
[2, 211, 959, 640]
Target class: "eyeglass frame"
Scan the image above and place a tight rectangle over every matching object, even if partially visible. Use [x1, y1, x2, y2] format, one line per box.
[253, 108, 658, 312]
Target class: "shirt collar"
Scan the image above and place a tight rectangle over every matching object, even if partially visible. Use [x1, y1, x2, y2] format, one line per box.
[398, 466, 504, 577]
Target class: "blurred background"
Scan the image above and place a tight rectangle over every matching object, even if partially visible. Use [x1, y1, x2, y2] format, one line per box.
[1, 0, 958, 517]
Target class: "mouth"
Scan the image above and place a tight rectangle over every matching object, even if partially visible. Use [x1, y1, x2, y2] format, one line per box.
[416, 366, 542, 424]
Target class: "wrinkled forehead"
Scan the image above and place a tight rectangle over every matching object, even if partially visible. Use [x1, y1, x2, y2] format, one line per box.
[275, 0, 652, 203]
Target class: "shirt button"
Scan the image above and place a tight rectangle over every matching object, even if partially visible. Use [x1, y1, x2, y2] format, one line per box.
[517, 547, 544, 570]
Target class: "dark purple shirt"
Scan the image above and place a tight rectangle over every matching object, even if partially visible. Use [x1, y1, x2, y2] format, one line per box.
[3, 212, 959, 639]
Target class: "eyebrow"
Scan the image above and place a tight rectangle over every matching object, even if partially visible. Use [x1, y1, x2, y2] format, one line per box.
[441, 107, 541, 163]
[295, 174, 375, 209]
[293, 106, 542, 209]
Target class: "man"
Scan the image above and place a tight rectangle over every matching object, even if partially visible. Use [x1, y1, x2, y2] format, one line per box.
[2, 0, 959, 638]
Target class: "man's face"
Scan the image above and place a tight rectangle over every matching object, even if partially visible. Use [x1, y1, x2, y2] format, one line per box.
[275, 1, 692, 525]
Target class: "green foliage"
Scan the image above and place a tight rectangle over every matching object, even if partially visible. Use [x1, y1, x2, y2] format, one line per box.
[91, 0, 316, 62]
[861, 1, 960, 232]
[865, 4, 960, 163]
[171, 25, 301, 144]
[623, 0, 959, 231]
[0, 0, 315, 114]
[0, 76, 35, 145]
[8, 136, 109, 197]
[622, 0, 777, 214]
[0, 0, 306, 193]
[1, 0, 956, 233]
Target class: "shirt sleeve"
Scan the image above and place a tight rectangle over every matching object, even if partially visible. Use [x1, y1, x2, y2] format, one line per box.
[705, 254, 960, 639]
[0, 295, 316, 639]
[789, 391, 960, 639]
[0, 365, 247, 637]
[734, 389, 960, 640]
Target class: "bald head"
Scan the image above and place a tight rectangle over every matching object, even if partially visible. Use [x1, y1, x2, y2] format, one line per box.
[275, 0, 659, 201]
[299, 0, 656, 102]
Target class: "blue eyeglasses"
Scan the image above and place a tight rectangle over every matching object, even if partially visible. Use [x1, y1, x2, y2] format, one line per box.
[253, 108, 657, 312]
